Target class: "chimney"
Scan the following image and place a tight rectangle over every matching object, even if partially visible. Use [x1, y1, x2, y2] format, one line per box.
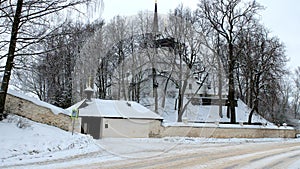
[152, 0, 159, 34]
[84, 87, 94, 101]
[84, 76, 94, 101]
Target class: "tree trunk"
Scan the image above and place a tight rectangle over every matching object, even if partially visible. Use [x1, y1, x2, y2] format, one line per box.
[136, 81, 140, 102]
[152, 67, 158, 113]
[248, 99, 259, 124]
[0, 0, 24, 120]
[217, 52, 223, 118]
[228, 43, 236, 123]
[178, 78, 188, 122]
[177, 91, 183, 122]
[161, 73, 172, 109]
[249, 74, 260, 124]
[248, 109, 254, 124]
[177, 51, 183, 122]
[249, 75, 254, 108]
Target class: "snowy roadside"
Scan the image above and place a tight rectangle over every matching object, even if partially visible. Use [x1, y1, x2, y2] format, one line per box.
[0, 115, 100, 167]
[1, 115, 300, 169]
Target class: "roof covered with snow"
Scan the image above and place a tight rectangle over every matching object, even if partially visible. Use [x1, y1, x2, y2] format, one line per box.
[8, 89, 70, 116]
[68, 99, 163, 120]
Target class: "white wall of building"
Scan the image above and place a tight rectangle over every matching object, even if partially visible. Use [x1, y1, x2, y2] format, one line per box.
[101, 118, 159, 138]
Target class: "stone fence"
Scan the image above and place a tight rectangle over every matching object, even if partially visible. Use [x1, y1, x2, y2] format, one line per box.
[149, 123, 297, 138]
[5, 93, 75, 131]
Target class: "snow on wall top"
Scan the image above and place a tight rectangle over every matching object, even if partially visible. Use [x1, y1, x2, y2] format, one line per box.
[69, 99, 163, 120]
[8, 89, 70, 116]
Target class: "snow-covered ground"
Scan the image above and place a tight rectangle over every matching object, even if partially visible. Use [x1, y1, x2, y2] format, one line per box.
[142, 97, 275, 126]
[1, 115, 300, 169]
[2, 90, 297, 168]
[0, 115, 100, 167]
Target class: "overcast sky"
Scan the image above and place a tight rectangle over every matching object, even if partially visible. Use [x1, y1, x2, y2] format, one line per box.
[101, 0, 300, 71]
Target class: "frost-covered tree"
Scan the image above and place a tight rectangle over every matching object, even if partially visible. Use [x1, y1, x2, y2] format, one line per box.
[106, 16, 130, 100]
[0, 0, 103, 119]
[235, 21, 287, 124]
[292, 67, 300, 119]
[72, 21, 105, 101]
[165, 6, 208, 122]
[197, 0, 263, 123]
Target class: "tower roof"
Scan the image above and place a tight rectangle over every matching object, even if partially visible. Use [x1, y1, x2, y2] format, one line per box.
[153, 0, 159, 34]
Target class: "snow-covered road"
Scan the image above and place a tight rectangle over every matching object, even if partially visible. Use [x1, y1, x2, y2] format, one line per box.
[3, 138, 300, 169]
[79, 139, 300, 169]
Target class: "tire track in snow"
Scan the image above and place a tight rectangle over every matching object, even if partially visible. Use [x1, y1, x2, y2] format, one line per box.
[5, 140, 300, 169]
[91, 142, 300, 169]
[190, 144, 300, 169]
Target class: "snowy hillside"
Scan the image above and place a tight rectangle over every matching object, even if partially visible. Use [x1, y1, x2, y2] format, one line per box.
[185, 99, 272, 124]
[141, 97, 274, 126]
[0, 115, 99, 167]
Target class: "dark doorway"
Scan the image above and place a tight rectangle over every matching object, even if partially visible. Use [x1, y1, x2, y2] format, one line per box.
[81, 117, 101, 139]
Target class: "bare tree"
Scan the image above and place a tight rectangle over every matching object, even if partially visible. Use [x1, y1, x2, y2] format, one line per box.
[235, 22, 287, 124]
[197, 0, 263, 123]
[74, 21, 105, 100]
[0, 0, 96, 120]
[163, 6, 209, 122]
[292, 67, 300, 119]
[104, 16, 131, 100]
[16, 21, 100, 108]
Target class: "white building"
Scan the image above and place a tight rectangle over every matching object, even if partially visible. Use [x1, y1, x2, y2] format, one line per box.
[68, 90, 163, 139]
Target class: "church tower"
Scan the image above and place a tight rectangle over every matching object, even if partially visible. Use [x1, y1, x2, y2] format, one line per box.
[153, 0, 159, 35]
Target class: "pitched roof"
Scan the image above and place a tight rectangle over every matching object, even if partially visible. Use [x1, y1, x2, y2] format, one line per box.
[68, 99, 163, 120]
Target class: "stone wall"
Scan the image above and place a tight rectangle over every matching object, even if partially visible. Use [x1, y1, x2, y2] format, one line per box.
[149, 120, 163, 137]
[156, 125, 297, 138]
[4, 91, 297, 138]
[5, 94, 73, 131]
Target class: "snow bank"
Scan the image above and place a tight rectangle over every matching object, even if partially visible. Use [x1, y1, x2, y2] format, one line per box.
[0, 115, 99, 167]
[99, 137, 280, 144]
